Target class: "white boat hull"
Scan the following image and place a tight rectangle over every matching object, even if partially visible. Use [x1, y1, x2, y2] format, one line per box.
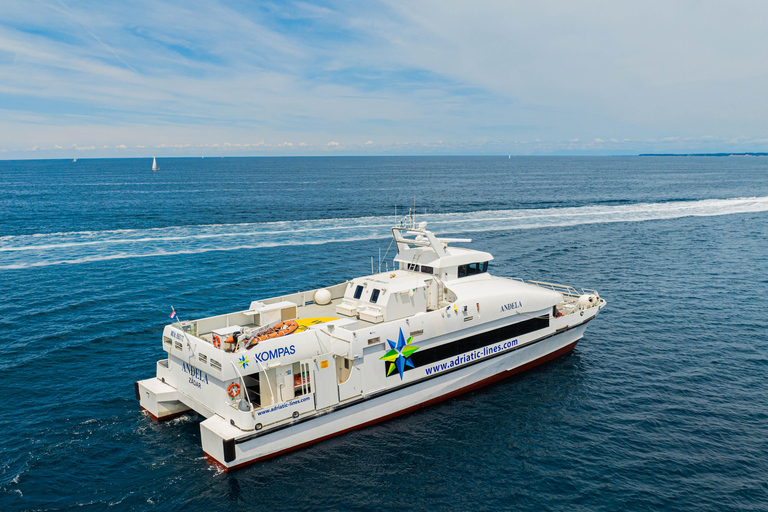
[200, 322, 588, 470]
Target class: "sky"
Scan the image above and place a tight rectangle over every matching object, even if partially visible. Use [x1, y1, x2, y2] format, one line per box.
[1, 0, 768, 159]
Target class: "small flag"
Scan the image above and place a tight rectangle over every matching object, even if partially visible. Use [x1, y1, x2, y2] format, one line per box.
[169, 307, 177, 320]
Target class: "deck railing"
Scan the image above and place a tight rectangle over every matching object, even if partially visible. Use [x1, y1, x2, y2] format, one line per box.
[507, 278, 597, 298]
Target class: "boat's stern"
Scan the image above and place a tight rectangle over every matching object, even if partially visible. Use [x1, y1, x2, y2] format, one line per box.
[135, 375, 191, 421]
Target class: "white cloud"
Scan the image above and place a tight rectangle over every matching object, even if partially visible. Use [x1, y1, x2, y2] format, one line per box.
[1, 1, 767, 156]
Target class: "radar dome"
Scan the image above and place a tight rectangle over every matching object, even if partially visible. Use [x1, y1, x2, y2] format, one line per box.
[314, 288, 332, 305]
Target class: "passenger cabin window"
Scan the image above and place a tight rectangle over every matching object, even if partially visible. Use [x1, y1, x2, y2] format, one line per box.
[370, 289, 380, 303]
[353, 285, 363, 299]
[406, 263, 433, 275]
[383, 315, 549, 377]
[458, 262, 489, 278]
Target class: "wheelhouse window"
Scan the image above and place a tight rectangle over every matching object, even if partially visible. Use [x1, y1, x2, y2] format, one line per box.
[370, 289, 380, 303]
[353, 285, 363, 299]
[458, 262, 489, 278]
[406, 263, 433, 275]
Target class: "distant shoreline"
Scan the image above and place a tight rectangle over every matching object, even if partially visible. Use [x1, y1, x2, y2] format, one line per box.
[639, 152, 768, 157]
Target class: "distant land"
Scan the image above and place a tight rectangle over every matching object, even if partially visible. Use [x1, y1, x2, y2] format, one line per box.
[639, 152, 768, 157]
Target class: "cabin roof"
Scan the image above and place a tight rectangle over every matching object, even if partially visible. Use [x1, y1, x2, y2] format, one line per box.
[393, 245, 494, 268]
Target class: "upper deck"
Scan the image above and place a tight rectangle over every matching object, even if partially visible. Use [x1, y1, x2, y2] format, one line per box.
[170, 281, 372, 344]
[167, 219, 590, 353]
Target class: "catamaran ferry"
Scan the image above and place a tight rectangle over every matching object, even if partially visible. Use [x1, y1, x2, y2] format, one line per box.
[136, 219, 606, 470]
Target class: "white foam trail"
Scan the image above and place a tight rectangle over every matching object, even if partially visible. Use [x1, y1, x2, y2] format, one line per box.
[2, 196, 767, 269]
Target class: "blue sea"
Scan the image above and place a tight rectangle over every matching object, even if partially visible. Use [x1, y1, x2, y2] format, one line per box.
[1, 156, 767, 511]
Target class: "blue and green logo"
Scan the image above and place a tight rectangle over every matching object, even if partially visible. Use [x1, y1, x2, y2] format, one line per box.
[380, 328, 420, 380]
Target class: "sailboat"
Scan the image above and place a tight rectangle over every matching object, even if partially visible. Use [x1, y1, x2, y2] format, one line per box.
[152, 157, 159, 171]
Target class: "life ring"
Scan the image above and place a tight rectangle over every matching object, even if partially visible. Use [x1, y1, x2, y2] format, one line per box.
[227, 382, 240, 398]
[213, 334, 221, 348]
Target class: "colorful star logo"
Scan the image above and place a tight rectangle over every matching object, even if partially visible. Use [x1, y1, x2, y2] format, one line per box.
[380, 328, 420, 379]
[238, 355, 249, 369]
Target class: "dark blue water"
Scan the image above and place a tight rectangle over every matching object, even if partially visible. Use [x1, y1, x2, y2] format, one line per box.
[1, 156, 767, 511]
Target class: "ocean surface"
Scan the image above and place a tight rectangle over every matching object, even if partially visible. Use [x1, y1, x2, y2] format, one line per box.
[1, 156, 767, 511]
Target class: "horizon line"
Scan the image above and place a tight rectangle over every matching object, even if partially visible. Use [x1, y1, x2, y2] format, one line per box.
[4, 152, 768, 162]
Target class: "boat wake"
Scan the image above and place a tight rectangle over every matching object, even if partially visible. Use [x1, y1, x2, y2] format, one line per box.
[2, 196, 767, 269]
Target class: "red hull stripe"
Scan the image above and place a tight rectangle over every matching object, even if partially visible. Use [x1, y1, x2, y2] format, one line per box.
[140, 406, 188, 423]
[206, 339, 579, 472]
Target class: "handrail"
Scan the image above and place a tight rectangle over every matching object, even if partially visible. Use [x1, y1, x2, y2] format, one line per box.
[507, 277, 596, 298]
[527, 280, 580, 296]
[299, 361, 312, 396]
[230, 361, 253, 411]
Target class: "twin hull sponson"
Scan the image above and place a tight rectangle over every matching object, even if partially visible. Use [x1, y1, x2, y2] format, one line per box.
[136, 223, 606, 470]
